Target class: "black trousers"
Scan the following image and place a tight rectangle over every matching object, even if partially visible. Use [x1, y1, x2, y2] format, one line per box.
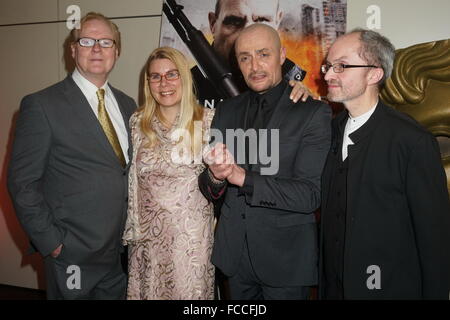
[227, 236, 310, 300]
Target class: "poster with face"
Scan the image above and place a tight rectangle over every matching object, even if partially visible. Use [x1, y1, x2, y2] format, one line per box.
[160, 0, 347, 106]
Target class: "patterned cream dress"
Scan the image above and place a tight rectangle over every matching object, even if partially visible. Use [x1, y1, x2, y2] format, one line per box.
[123, 108, 215, 300]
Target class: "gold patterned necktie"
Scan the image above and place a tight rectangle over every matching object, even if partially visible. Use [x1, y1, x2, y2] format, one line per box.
[96, 89, 126, 167]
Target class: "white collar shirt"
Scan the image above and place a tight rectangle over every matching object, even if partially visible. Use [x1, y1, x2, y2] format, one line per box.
[342, 101, 378, 161]
[72, 69, 129, 163]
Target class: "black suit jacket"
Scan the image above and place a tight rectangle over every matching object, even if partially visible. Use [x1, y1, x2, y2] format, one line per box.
[200, 83, 332, 286]
[8, 76, 137, 265]
[319, 101, 450, 299]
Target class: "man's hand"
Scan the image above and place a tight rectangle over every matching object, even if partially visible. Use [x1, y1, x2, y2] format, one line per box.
[204, 143, 234, 181]
[51, 244, 63, 258]
[227, 164, 246, 187]
[288, 80, 320, 102]
[204, 143, 246, 187]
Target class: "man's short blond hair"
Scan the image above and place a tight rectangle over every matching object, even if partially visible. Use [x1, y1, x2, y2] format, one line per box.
[70, 12, 121, 56]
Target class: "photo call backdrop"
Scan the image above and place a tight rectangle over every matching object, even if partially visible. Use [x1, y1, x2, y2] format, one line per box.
[160, 0, 347, 97]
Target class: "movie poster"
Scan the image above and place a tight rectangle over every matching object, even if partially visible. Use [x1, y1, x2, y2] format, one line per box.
[160, 0, 347, 105]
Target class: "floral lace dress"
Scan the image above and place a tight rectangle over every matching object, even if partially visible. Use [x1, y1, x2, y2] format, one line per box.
[123, 108, 215, 300]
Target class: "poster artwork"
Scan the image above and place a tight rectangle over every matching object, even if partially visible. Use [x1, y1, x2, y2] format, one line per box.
[160, 0, 347, 108]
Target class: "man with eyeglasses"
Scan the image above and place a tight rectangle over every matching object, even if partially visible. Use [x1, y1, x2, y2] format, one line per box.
[319, 29, 450, 299]
[8, 12, 137, 299]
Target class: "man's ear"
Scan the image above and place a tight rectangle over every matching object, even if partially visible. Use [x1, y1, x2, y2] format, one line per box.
[368, 67, 384, 85]
[280, 47, 286, 65]
[208, 12, 217, 34]
[71, 43, 76, 60]
[277, 10, 283, 25]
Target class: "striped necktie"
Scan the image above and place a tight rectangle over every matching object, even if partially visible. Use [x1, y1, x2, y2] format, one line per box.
[96, 89, 126, 167]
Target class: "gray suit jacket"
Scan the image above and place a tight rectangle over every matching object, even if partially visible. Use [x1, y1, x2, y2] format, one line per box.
[8, 76, 137, 265]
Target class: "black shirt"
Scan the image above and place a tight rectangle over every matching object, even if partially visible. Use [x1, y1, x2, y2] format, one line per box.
[240, 80, 288, 198]
[247, 79, 287, 130]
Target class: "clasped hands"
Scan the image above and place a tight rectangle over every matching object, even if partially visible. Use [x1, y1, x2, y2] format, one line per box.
[204, 143, 245, 187]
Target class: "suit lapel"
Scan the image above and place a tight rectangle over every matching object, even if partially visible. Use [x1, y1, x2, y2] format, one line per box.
[110, 85, 133, 167]
[265, 86, 295, 130]
[110, 85, 131, 133]
[61, 76, 122, 165]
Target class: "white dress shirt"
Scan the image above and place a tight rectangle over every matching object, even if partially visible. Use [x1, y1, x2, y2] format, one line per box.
[72, 69, 129, 163]
[342, 101, 378, 161]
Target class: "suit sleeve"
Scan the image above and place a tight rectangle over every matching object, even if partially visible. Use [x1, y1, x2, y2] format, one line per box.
[243, 103, 332, 213]
[7, 95, 63, 257]
[406, 133, 450, 299]
[198, 104, 228, 202]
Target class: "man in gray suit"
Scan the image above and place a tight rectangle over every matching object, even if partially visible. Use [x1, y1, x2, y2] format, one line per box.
[7, 12, 137, 299]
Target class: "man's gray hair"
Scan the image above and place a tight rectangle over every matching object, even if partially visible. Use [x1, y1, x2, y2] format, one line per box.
[350, 28, 395, 87]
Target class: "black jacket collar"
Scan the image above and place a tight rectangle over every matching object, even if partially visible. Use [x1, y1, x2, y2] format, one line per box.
[334, 100, 389, 144]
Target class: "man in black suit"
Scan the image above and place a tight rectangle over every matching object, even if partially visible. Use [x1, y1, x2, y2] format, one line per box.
[8, 12, 137, 299]
[199, 23, 331, 299]
[319, 29, 450, 299]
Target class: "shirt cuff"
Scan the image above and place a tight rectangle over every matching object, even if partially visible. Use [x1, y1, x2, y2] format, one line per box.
[239, 171, 254, 197]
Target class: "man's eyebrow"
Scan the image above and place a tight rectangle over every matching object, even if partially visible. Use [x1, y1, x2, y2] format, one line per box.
[256, 48, 270, 54]
[222, 15, 246, 25]
[237, 48, 269, 57]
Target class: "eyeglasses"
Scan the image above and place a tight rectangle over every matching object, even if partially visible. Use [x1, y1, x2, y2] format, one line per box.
[321, 62, 379, 74]
[77, 37, 115, 48]
[148, 70, 180, 83]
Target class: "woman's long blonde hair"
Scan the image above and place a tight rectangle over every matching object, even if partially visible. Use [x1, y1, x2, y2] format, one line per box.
[138, 47, 204, 157]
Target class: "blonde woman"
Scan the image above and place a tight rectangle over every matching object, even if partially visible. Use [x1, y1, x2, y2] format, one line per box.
[123, 47, 215, 300]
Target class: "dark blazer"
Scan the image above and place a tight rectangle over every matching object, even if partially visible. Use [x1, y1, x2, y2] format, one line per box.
[319, 101, 450, 299]
[200, 83, 332, 287]
[8, 76, 137, 265]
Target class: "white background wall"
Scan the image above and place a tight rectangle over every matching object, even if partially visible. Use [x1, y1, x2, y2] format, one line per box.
[0, 0, 449, 290]
[347, 0, 450, 49]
